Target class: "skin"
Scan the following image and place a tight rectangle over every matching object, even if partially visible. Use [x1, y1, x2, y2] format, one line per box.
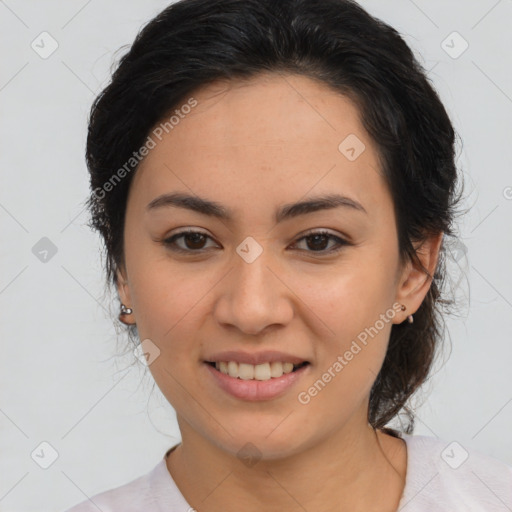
[116, 72, 443, 512]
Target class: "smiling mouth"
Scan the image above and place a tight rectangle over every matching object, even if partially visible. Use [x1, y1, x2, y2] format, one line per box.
[205, 361, 310, 381]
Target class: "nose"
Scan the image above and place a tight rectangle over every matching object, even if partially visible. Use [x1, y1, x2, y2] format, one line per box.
[213, 247, 294, 336]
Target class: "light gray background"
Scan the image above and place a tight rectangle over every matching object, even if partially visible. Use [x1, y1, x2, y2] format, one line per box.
[1, 1, 511, 510]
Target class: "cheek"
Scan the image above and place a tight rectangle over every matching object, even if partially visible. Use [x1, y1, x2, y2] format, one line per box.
[130, 266, 209, 410]
[300, 261, 395, 398]
[125, 237, 208, 338]
[134, 278, 205, 350]
[307, 260, 394, 336]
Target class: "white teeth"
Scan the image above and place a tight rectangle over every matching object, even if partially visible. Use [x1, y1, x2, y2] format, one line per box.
[270, 361, 283, 378]
[213, 361, 304, 380]
[254, 362, 271, 381]
[238, 363, 254, 380]
[282, 362, 294, 374]
[227, 361, 238, 378]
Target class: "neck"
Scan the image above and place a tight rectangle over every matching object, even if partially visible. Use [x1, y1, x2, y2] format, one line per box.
[166, 415, 407, 512]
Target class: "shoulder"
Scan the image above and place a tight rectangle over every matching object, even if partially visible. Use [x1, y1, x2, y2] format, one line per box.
[62, 446, 189, 512]
[399, 434, 512, 511]
[63, 464, 158, 512]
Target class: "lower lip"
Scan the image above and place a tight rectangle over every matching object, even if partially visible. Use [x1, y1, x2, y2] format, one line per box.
[204, 362, 310, 401]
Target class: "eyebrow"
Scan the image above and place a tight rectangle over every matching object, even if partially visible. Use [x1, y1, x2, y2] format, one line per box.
[146, 192, 367, 223]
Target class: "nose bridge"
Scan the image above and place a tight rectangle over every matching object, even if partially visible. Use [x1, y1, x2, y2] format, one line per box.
[215, 238, 292, 334]
[233, 238, 276, 308]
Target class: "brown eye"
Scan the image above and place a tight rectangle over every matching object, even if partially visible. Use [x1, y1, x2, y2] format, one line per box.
[163, 229, 218, 253]
[292, 230, 349, 254]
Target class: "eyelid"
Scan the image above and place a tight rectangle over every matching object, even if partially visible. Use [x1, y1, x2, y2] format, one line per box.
[297, 227, 343, 238]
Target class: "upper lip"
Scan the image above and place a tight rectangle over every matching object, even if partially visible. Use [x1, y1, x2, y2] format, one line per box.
[204, 350, 309, 366]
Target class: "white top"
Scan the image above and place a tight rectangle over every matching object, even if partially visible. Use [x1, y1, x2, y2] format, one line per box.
[64, 434, 512, 511]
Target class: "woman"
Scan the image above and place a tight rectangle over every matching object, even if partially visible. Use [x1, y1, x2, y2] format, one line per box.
[65, 0, 512, 510]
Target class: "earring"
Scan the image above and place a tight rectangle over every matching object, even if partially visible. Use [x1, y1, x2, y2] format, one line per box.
[400, 304, 414, 324]
[120, 303, 133, 315]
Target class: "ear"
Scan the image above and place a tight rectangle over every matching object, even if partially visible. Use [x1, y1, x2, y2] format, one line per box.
[116, 265, 135, 325]
[393, 232, 444, 323]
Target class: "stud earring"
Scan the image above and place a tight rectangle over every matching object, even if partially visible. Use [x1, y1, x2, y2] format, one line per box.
[400, 303, 414, 324]
[120, 303, 133, 315]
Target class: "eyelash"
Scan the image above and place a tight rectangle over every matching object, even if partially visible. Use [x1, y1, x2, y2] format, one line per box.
[161, 229, 350, 256]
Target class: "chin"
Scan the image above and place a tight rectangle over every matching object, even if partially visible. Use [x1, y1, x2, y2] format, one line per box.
[203, 420, 317, 463]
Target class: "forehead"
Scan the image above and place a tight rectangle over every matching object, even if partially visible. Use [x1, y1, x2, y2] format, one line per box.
[131, 73, 392, 222]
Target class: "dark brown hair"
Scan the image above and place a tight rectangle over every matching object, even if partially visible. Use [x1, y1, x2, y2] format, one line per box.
[85, 0, 466, 434]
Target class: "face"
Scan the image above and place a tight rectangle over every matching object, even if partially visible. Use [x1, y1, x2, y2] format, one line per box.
[117, 73, 436, 460]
